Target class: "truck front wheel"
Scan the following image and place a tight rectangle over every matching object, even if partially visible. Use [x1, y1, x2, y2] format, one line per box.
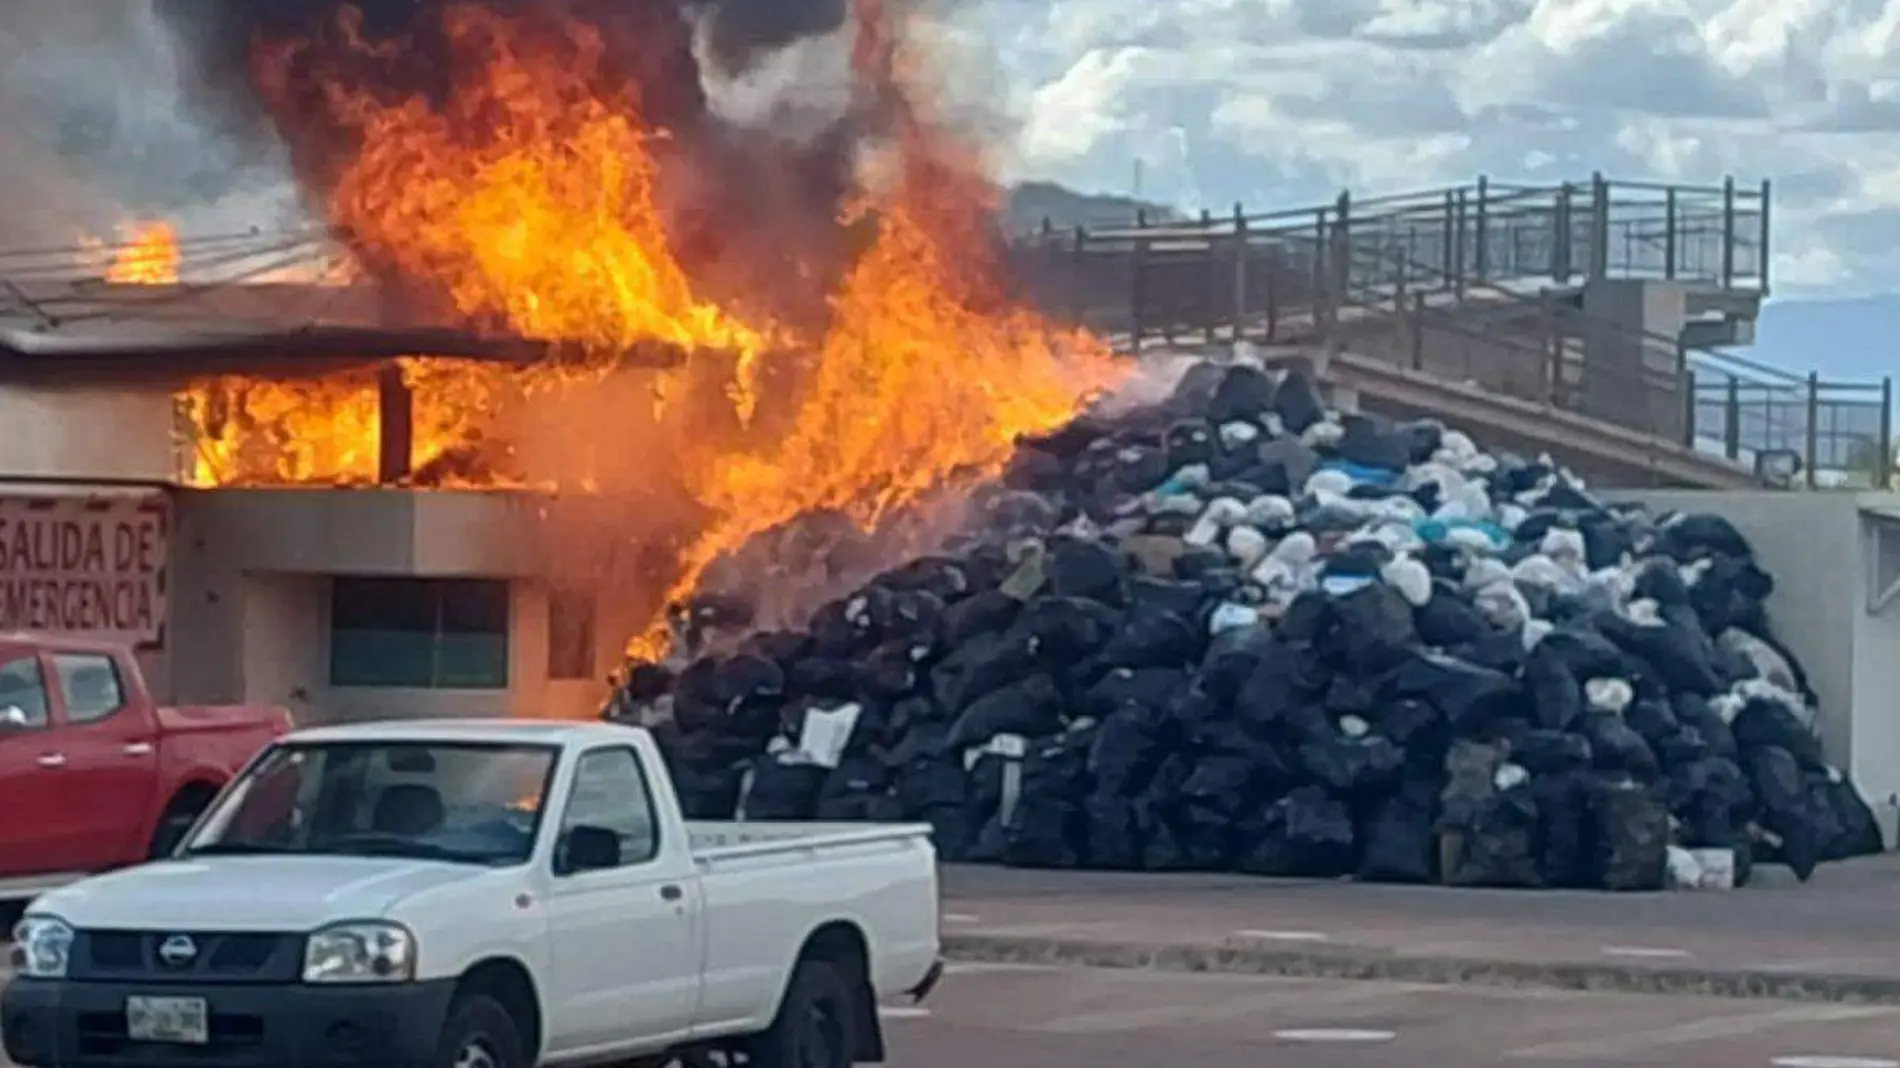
[748, 959, 859, 1068]
[436, 994, 527, 1068]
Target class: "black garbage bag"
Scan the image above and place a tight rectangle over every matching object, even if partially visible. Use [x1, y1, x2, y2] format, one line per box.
[1587, 777, 1669, 891]
[1623, 699, 1680, 748]
[671, 761, 747, 819]
[1201, 625, 1277, 702]
[1576, 712, 1660, 781]
[789, 658, 870, 703]
[947, 673, 1065, 749]
[1332, 584, 1418, 674]
[1207, 364, 1277, 423]
[930, 629, 1039, 713]
[1744, 745, 1821, 881]
[1088, 704, 1163, 796]
[1083, 793, 1144, 869]
[894, 754, 967, 815]
[1016, 596, 1123, 661]
[1357, 786, 1439, 883]
[1083, 667, 1188, 719]
[1128, 576, 1208, 618]
[1672, 693, 1740, 760]
[1666, 756, 1754, 849]
[1323, 673, 1378, 717]
[1730, 695, 1824, 769]
[814, 757, 903, 821]
[1273, 367, 1327, 434]
[863, 642, 926, 701]
[1235, 643, 1331, 742]
[1382, 651, 1522, 735]
[1414, 586, 1490, 647]
[1046, 536, 1129, 604]
[1003, 728, 1095, 868]
[1096, 604, 1201, 670]
[940, 590, 1023, 646]
[1510, 729, 1592, 775]
[1300, 735, 1405, 796]
[1179, 753, 1256, 819]
[1234, 786, 1355, 877]
[1531, 769, 1592, 888]
[740, 755, 827, 820]
[878, 555, 975, 602]
[1658, 512, 1754, 560]
[1523, 646, 1584, 731]
[1377, 698, 1447, 758]
[1813, 770, 1884, 860]
[1442, 784, 1540, 888]
[1597, 614, 1724, 696]
[1336, 414, 1412, 472]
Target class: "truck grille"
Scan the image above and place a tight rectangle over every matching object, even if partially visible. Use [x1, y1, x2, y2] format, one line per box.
[73, 930, 302, 983]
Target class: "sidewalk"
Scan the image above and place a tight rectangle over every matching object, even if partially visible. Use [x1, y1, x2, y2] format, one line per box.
[937, 857, 1900, 1003]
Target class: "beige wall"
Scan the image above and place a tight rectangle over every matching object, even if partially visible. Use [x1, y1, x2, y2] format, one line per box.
[0, 385, 179, 482]
[162, 487, 619, 726]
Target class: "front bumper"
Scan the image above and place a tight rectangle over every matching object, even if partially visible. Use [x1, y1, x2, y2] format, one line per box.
[2, 976, 456, 1068]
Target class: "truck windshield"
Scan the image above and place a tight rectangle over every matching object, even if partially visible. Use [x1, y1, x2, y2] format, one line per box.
[181, 740, 559, 866]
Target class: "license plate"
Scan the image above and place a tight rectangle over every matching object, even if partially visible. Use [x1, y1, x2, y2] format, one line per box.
[125, 996, 208, 1044]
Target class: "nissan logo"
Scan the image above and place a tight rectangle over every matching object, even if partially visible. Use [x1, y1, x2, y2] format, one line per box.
[158, 935, 198, 967]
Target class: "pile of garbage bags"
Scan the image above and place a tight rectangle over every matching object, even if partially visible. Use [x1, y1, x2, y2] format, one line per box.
[612, 357, 1884, 889]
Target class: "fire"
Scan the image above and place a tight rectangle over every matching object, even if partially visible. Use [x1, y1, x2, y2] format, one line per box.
[83, 222, 181, 284]
[156, 0, 1122, 666]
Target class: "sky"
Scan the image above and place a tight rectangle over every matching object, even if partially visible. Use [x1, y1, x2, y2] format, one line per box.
[926, 0, 1900, 378]
[3, 1, 1898, 379]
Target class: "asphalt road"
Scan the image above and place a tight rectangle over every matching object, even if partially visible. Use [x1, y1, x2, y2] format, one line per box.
[879, 962, 1900, 1068]
[5, 960, 1898, 1066]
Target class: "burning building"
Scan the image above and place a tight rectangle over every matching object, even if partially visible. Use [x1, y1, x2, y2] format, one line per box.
[0, 0, 1116, 723]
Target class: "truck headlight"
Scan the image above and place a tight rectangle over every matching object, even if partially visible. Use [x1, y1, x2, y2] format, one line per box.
[302, 922, 416, 984]
[11, 916, 75, 979]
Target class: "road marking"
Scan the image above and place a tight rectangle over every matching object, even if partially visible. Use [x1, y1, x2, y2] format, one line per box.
[942, 961, 1058, 976]
[1763, 1048, 1900, 1056]
[1273, 1028, 1397, 1043]
[1600, 945, 1694, 959]
[1510, 1005, 1894, 1060]
[1232, 929, 1332, 943]
[878, 1006, 932, 1020]
[942, 913, 981, 924]
[1036, 978, 1408, 1034]
[1771, 1058, 1900, 1068]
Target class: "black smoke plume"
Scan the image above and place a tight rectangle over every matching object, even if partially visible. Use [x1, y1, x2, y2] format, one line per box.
[150, 0, 876, 328]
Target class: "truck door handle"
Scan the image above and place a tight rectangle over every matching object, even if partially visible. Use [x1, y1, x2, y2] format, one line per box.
[659, 884, 683, 902]
[123, 743, 153, 756]
[35, 753, 65, 769]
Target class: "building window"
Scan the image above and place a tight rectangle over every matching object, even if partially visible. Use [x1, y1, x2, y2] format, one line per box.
[330, 578, 509, 689]
[547, 589, 597, 682]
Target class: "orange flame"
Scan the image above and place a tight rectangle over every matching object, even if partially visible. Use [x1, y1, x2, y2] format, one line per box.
[154, 1, 1122, 667]
[84, 222, 182, 284]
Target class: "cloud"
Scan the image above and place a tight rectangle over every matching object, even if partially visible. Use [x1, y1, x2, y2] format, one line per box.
[987, 0, 1900, 295]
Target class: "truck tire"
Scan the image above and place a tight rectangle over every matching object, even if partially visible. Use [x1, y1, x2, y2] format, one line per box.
[436, 993, 527, 1068]
[747, 959, 859, 1068]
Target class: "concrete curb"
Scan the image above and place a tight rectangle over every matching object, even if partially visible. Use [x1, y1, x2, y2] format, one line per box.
[941, 933, 1900, 1005]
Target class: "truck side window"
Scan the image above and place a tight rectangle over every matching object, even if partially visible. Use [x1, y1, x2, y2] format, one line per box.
[51, 654, 126, 725]
[0, 656, 49, 730]
[557, 747, 658, 869]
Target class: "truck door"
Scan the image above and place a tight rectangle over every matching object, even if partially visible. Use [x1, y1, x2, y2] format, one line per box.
[543, 745, 700, 1057]
[0, 653, 82, 877]
[46, 651, 160, 866]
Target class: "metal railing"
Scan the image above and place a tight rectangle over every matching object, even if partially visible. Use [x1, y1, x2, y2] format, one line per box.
[1008, 175, 1893, 488]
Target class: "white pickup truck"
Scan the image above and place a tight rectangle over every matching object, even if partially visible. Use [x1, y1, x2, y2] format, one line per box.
[3, 719, 943, 1068]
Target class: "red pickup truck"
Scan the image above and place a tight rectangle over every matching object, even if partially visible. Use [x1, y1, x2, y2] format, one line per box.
[0, 634, 290, 903]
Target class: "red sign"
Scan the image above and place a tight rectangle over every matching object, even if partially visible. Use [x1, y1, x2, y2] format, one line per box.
[0, 494, 169, 647]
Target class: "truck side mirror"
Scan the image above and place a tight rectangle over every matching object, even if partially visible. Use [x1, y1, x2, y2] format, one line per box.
[0, 706, 32, 732]
[555, 824, 621, 875]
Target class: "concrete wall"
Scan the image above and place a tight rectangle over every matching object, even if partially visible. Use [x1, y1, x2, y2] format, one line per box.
[0, 385, 179, 482]
[164, 488, 621, 725]
[1616, 490, 1900, 808]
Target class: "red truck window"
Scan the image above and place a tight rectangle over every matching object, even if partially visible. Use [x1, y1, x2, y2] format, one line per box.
[50, 654, 126, 725]
[0, 656, 49, 729]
